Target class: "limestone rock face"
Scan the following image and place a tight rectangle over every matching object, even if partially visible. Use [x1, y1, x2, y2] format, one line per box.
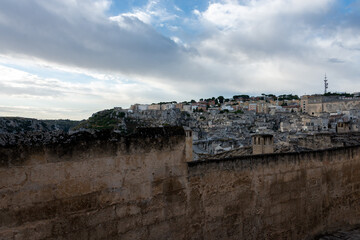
[0, 117, 79, 134]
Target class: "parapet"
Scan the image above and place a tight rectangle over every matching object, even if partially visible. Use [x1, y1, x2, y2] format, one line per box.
[0, 126, 186, 167]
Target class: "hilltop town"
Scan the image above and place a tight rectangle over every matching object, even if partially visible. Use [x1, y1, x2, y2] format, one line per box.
[2, 91, 360, 161]
[123, 92, 360, 159]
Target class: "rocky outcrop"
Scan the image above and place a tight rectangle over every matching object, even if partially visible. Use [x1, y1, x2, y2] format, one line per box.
[0, 117, 79, 134]
[0, 127, 185, 167]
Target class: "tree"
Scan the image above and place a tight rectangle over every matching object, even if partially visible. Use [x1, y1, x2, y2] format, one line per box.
[233, 95, 250, 101]
[218, 96, 224, 104]
[267, 94, 277, 100]
[191, 99, 196, 103]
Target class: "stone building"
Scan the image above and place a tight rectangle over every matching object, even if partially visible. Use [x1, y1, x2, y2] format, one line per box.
[130, 104, 149, 111]
[336, 122, 351, 133]
[301, 95, 360, 115]
[252, 134, 274, 154]
[148, 104, 161, 110]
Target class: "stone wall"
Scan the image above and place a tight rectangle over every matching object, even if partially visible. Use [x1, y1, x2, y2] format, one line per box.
[323, 100, 360, 113]
[187, 146, 360, 239]
[306, 99, 360, 115]
[0, 127, 191, 240]
[1, 128, 360, 239]
[306, 103, 323, 115]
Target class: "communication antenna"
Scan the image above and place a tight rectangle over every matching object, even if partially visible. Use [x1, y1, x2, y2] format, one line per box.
[324, 73, 328, 94]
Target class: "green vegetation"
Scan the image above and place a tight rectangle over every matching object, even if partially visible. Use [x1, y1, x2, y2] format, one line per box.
[157, 101, 177, 105]
[233, 95, 250, 100]
[277, 94, 299, 101]
[234, 110, 244, 114]
[193, 108, 204, 113]
[324, 92, 354, 97]
[73, 109, 124, 131]
[218, 96, 224, 104]
[183, 93, 304, 105]
[219, 109, 229, 114]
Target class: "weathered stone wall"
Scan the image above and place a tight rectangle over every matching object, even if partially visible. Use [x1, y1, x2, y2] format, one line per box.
[306, 99, 360, 115]
[307, 102, 323, 115]
[1, 128, 360, 240]
[187, 146, 360, 239]
[297, 133, 334, 150]
[323, 100, 360, 113]
[0, 127, 190, 240]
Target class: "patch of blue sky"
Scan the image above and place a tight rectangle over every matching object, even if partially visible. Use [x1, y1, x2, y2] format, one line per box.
[336, 0, 358, 13]
[1, 63, 97, 84]
[108, 0, 208, 16]
[107, 0, 209, 39]
[173, 0, 209, 14]
[321, 0, 360, 28]
[107, 0, 150, 16]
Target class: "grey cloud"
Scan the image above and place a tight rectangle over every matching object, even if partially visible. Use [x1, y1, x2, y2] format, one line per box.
[328, 58, 345, 63]
[0, 105, 89, 120]
[0, 0, 255, 92]
[0, 82, 64, 97]
[0, 0, 186, 79]
[1, 0, 360, 101]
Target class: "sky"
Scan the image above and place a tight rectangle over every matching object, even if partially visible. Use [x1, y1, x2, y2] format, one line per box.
[0, 0, 360, 120]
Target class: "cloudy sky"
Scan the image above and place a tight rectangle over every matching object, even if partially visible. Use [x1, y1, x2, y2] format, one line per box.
[0, 0, 359, 119]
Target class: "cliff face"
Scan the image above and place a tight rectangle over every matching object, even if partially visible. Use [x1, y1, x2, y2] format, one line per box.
[0, 117, 79, 134]
[72, 108, 191, 133]
[0, 127, 185, 167]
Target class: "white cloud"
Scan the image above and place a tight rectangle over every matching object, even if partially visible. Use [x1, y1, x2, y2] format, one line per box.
[191, 0, 360, 93]
[174, 5, 183, 12]
[0, 62, 184, 119]
[111, 0, 178, 26]
[0, 0, 360, 118]
[193, 9, 201, 16]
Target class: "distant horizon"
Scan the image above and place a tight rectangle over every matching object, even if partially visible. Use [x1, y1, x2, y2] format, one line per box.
[1, 90, 358, 121]
[1, 0, 360, 119]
